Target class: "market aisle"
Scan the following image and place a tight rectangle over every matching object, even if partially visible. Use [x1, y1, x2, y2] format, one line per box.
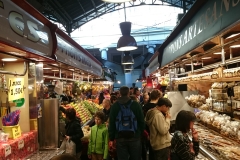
[24, 149, 64, 160]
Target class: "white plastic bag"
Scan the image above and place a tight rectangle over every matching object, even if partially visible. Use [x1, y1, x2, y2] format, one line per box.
[65, 140, 76, 156]
[59, 139, 67, 150]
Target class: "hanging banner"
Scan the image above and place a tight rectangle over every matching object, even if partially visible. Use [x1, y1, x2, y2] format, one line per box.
[8, 78, 24, 101]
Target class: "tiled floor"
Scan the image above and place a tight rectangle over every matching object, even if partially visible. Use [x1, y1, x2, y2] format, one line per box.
[25, 149, 64, 160]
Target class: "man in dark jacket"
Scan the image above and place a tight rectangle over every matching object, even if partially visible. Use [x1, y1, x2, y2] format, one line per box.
[102, 99, 111, 122]
[108, 86, 145, 160]
[142, 89, 162, 160]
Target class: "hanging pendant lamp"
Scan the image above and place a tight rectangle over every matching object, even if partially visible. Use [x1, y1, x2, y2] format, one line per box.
[102, 0, 134, 3]
[122, 51, 134, 65]
[124, 64, 133, 70]
[117, 22, 137, 51]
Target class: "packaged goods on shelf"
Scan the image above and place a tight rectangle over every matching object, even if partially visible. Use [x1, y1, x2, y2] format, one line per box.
[196, 110, 240, 139]
[195, 123, 240, 160]
[185, 94, 206, 108]
[211, 82, 228, 89]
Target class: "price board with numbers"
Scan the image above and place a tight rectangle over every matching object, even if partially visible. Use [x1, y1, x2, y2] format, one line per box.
[8, 78, 24, 101]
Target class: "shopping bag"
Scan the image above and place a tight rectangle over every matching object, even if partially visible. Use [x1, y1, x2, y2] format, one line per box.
[65, 140, 76, 156]
[59, 139, 67, 150]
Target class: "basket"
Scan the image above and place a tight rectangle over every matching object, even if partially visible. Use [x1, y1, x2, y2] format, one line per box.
[30, 118, 38, 130]
[2, 124, 21, 139]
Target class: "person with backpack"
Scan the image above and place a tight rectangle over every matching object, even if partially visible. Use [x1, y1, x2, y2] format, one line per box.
[145, 98, 172, 160]
[108, 86, 145, 160]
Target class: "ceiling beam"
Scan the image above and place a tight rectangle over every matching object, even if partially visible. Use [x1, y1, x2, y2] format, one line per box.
[77, 0, 89, 21]
[49, 0, 72, 22]
[90, 0, 99, 17]
[42, 0, 67, 27]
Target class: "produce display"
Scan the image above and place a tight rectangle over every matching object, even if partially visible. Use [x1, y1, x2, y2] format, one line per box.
[194, 122, 240, 160]
[2, 110, 20, 126]
[185, 94, 206, 108]
[60, 100, 103, 124]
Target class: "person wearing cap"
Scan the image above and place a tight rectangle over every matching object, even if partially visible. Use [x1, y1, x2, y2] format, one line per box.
[145, 98, 172, 160]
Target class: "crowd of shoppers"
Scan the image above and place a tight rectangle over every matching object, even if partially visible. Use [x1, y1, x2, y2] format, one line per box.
[56, 86, 199, 160]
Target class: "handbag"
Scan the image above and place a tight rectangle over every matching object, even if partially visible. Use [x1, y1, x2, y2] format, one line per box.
[65, 140, 76, 156]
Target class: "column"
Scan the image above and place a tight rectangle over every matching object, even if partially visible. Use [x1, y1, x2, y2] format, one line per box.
[99, 48, 108, 60]
[125, 72, 132, 87]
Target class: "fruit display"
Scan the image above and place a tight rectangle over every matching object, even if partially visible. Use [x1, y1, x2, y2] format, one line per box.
[60, 100, 102, 124]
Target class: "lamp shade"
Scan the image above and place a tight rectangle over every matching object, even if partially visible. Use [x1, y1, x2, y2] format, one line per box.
[117, 22, 137, 51]
[122, 53, 134, 64]
[117, 36, 137, 51]
[102, 0, 133, 3]
[122, 55, 134, 64]
[124, 64, 133, 70]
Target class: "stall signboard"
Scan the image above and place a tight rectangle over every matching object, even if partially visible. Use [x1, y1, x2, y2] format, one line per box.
[8, 78, 24, 101]
[161, 0, 240, 67]
[12, 125, 21, 139]
[55, 34, 102, 77]
[0, 0, 53, 57]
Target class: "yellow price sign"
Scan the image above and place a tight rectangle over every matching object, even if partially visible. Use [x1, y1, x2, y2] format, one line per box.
[12, 125, 21, 139]
[8, 78, 24, 101]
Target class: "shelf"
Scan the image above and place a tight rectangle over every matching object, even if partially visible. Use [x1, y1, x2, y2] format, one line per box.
[174, 77, 240, 84]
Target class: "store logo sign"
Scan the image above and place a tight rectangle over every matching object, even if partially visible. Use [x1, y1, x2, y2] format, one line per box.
[9, 11, 40, 42]
[168, 0, 240, 54]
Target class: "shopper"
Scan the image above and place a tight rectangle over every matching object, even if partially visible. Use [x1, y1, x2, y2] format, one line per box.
[133, 87, 143, 103]
[88, 111, 109, 160]
[170, 110, 199, 160]
[63, 108, 84, 159]
[102, 99, 111, 122]
[110, 95, 117, 104]
[142, 89, 162, 160]
[99, 92, 105, 105]
[141, 93, 149, 107]
[108, 86, 145, 160]
[145, 98, 172, 160]
[142, 89, 162, 116]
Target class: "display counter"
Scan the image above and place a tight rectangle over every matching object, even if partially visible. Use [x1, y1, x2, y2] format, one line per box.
[0, 130, 37, 159]
[195, 122, 240, 160]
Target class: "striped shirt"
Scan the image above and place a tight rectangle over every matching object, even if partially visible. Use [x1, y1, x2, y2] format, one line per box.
[170, 131, 199, 160]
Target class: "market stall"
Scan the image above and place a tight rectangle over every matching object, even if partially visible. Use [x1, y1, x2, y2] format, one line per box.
[0, 0, 58, 159]
[156, 0, 240, 159]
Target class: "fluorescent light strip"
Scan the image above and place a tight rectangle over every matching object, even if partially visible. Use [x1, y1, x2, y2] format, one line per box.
[230, 44, 240, 48]
[2, 58, 17, 61]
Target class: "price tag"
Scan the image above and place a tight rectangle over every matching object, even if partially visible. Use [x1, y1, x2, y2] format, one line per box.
[4, 144, 11, 157]
[8, 78, 24, 101]
[12, 125, 21, 139]
[18, 139, 24, 149]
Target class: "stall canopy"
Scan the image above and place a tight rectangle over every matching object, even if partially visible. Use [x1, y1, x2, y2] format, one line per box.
[3, 0, 103, 77]
[158, 0, 240, 67]
[55, 29, 102, 77]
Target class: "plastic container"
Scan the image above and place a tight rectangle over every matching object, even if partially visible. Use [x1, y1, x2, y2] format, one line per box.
[2, 124, 21, 139]
[30, 118, 38, 130]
